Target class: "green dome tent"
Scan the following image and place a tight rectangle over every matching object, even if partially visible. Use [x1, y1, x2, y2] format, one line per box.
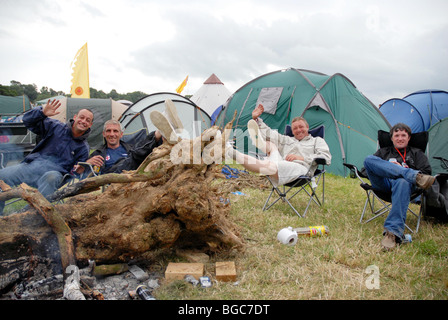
[215, 68, 391, 176]
[427, 117, 448, 175]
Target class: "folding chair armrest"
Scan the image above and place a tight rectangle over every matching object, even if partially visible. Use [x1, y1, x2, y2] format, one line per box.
[313, 157, 327, 166]
[77, 162, 99, 177]
[343, 162, 367, 182]
[60, 173, 74, 185]
[343, 162, 357, 171]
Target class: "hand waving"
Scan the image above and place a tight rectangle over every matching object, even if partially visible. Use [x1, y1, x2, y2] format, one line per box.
[42, 99, 61, 117]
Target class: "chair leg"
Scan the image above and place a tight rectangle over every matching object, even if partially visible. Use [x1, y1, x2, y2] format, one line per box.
[415, 195, 425, 233]
[322, 173, 325, 205]
[263, 183, 304, 217]
[302, 186, 319, 217]
[360, 190, 423, 234]
[360, 191, 391, 224]
[263, 183, 289, 210]
[262, 187, 277, 211]
[262, 173, 325, 218]
[404, 199, 424, 234]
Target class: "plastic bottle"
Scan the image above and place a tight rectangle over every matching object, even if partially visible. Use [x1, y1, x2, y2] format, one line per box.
[293, 225, 329, 237]
[402, 234, 412, 243]
[184, 274, 199, 286]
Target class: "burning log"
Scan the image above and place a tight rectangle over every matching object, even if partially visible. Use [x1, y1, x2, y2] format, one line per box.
[0, 183, 75, 278]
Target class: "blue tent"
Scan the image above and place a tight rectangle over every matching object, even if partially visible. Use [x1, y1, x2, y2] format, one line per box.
[403, 90, 448, 130]
[379, 98, 425, 133]
[210, 105, 223, 126]
[380, 89, 448, 133]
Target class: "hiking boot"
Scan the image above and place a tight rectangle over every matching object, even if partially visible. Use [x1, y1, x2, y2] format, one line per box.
[381, 231, 397, 250]
[150, 110, 180, 144]
[415, 173, 435, 190]
[247, 119, 266, 152]
[164, 99, 183, 131]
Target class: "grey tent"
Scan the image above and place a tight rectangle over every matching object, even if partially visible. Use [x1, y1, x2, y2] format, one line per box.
[120, 92, 211, 140]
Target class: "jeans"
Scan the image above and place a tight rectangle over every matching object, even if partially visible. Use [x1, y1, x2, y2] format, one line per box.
[363, 155, 419, 238]
[0, 159, 64, 214]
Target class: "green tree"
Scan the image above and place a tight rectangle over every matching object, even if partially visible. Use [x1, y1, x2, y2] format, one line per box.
[22, 83, 38, 101]
[0, 84, 19, 96]
[2, 80, 149, 104]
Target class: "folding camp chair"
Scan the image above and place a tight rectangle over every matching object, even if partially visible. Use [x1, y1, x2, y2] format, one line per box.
[343, 130, 429, 233]
[262, 125, 328, 218]
[422, 157, 448, 223]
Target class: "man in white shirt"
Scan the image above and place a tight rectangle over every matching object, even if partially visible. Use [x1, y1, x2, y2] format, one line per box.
[226, 104, 332, 186]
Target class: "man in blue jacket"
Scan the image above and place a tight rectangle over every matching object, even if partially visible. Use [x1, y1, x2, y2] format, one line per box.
[0, 99, 94, 215]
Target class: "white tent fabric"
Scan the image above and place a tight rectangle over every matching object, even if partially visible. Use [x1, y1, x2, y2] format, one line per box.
[191, 74, 231, 117]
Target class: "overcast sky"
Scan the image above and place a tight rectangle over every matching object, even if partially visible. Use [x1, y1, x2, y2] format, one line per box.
[0, 0, 447, 106]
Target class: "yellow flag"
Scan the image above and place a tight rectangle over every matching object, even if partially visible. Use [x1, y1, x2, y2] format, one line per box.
[70, 43, 90, 98]
[176, 75, 188, 94]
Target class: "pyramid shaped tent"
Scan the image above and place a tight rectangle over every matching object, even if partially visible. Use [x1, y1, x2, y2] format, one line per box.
[215, 68, 391, 176]
[191, 74, 231, 117]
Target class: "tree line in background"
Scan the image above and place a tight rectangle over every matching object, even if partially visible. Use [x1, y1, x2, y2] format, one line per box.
[0, 80, 148, 104]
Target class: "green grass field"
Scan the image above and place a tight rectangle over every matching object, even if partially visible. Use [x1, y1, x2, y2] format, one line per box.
[155, 171, 448, 300]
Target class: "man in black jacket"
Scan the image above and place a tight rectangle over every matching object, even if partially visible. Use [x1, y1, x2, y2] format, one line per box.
[77, 120, 163, 175]
[363, 123, 435, 250]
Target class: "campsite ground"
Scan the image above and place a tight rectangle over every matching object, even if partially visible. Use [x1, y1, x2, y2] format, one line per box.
[2, 170, 447, 300]
[154, 171, 448, 300]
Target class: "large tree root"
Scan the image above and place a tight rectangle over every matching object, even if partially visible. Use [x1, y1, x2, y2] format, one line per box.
[0, 119, 246, 296]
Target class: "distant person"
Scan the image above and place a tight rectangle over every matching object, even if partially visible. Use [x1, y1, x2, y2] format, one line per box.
[363, 123, 435, 250]
[0, 99, 93, 215]
[77, 120, 163, 175]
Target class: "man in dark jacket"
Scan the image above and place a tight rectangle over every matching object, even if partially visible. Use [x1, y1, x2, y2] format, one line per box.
[363, 123, 435, 250]
[77, 120, 163, 175]
[0, 99, 93, 214]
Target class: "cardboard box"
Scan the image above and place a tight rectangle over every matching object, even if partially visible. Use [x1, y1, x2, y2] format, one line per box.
[165, 262, 204, 281]
[215, 261, 237, 282]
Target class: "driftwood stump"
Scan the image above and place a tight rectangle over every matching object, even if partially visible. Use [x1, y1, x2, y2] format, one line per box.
[0, 123, 246, 293]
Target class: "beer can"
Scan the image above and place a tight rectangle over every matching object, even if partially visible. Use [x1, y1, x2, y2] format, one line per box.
[136, 285, 156, 300]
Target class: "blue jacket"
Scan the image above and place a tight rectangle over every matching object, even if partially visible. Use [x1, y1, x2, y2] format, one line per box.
[22, 107, 91, 174]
